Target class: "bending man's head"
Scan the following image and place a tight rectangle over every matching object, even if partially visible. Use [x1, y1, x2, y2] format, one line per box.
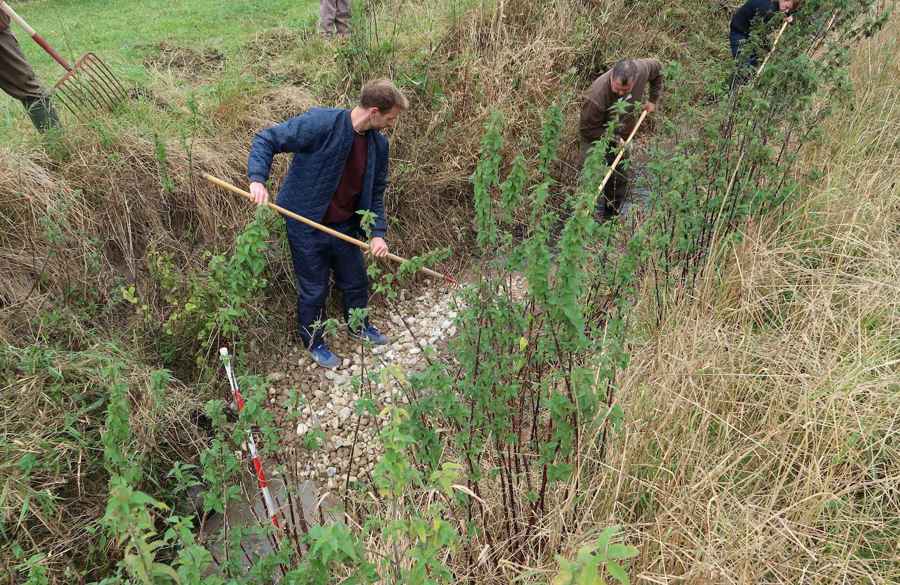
[360, 79, 409, 130]
[778, 0, 798, 12]
[610, 60, 638, 96]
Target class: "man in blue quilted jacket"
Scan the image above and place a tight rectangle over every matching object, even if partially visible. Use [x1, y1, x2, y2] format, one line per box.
[247, 79, 408, 368]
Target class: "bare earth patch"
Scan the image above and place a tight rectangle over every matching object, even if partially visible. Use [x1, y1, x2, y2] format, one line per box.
[143, 42, 225, 78]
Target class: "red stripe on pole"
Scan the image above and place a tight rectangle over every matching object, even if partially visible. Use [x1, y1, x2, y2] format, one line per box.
[253, 458, 268, 488]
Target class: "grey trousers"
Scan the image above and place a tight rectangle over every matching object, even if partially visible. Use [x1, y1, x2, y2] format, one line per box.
[319, 0, 351, 35]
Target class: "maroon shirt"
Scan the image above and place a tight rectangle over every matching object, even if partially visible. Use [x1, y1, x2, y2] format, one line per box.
[323, 132, 368, 224]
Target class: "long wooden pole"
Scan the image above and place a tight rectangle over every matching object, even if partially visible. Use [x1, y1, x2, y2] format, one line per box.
[756, 19, 789, 76]
[595, 108, 649, 196]
[203, 173, 456, 284]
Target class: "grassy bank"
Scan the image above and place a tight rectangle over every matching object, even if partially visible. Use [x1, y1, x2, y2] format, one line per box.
[1, 0, 318, 132]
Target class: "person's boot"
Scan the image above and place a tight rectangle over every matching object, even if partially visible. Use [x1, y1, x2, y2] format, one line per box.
[22, 95, 61, 133]
[348, 323, 389, 346]
[335, 23, 351, 38]
[309, 342, 341, 369]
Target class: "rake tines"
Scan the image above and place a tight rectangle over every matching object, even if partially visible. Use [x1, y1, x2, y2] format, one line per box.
[1, 1, 130, 123]
[53, 53, 129, 121]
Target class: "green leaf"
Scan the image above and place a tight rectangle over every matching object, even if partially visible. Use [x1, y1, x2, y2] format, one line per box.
[606, 560, 629, 585]
[606, 543, 639, 560]
[152, 561, 181, 583]
[596, 526, 617, 555]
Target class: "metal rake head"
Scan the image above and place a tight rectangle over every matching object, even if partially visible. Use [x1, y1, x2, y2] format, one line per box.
[52, 52, 129, 122]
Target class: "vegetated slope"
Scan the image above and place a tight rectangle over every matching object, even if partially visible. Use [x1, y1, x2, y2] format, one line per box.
[0, 1, 723, 579]
[601, 20, 899, 582]
[2, 0, 895, 583]
[0, 0, 724, 362]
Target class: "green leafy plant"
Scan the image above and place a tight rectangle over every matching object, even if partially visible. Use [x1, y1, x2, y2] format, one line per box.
[149, 207, 274, 370]
[549, 526, 639, 585]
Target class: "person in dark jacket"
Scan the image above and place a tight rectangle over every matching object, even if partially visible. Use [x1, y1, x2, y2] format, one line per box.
[0, 10, 60, 132]
[247, 79, 407, 368]
[730, 0, 797, 69]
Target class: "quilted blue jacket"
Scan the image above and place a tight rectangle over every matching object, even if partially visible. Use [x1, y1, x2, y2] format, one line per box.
[247, 107, 388, 238]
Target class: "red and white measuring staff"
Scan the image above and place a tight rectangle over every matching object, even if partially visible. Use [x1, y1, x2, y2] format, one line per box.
[219, 347, 281, 529]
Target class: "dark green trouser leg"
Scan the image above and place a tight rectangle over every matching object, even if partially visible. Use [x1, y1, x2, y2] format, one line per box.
[22, 95, 61, 133]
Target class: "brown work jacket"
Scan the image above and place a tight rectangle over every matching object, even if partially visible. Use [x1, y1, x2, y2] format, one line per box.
[579, 58, 663, 143]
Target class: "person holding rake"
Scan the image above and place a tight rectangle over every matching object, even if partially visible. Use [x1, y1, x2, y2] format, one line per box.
[247, 79, 407, 369]
[0, 8, 60, 132]
[578, 58, 663, 220]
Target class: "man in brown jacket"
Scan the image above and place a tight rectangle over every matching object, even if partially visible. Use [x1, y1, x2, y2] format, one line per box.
[579, 58, 662, 219]
[0, 10, 60, 132]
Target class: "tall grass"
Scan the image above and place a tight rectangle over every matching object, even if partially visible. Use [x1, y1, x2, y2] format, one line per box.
[0, 343, 206, 580]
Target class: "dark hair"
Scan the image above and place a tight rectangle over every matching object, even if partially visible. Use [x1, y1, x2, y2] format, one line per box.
[611, 60, 638, 85]
[360, 79, 409, 112]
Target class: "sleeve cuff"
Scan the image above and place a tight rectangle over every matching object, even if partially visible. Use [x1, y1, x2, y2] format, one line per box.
[248, 175, 267, 184]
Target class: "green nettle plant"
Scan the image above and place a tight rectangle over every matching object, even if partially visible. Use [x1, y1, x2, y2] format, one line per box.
[322, 102, 645, 569]
[98, 362, 222, 585]
[141, 206, 274, 370]
[101, 364, 144, 487]
[16, 554, 51, 585]
[153, 133, 176, 194]
[548, 526, 639, 585]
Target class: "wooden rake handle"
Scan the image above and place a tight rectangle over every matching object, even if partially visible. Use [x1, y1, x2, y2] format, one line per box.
[0, 1, 72, 70]
[756, 19, 790, 77]
[596, 108, 649, 196]
[203, 174, 456, 285]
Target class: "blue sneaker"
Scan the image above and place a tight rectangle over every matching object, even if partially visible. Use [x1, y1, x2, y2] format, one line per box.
[309, 343, 341, 369]
[349, 324, 389, 346]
